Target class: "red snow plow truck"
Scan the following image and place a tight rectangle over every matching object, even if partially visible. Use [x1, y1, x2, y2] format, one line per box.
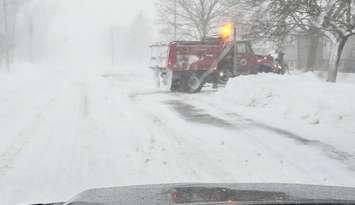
[149, 23, 285, 93]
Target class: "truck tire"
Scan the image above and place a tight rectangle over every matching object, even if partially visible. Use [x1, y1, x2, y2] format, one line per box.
[171, 79, 182, 92]
[258, 65, 272, 73]
[185, 74, 204, 93]
[218, 77, 229, 86]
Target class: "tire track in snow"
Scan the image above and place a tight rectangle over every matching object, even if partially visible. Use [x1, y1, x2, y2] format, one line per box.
[130, 93, 238, 182]
[128, 101, 202, 180]
[165, 99, 318, 180]
[132, 92, 324, 184]
[141, 113, 202, 180]
[212, 112, 355, 172]
[176, 97, 355, 172]
[249, 120, 355, 170]
[0, 98, 56, 178]
[167, 100, 234, 129]
[131, 90, 355, 179]
[165, 98, 355, 185]
[81, 88, 90, 119]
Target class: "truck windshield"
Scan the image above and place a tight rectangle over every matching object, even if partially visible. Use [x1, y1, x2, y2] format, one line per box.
[237, 42, 254, 54]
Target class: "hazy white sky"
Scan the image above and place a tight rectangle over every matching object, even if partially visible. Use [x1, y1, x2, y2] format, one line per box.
[58, 0, 156, 27]
[45, 0, 157, 66]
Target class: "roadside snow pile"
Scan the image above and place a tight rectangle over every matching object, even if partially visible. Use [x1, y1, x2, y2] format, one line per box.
[219, 72, 355, 125]
[0, 63, 73, 151]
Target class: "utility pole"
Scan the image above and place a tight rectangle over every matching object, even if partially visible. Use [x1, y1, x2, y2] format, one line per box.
[111, 28, 115, 67]
[174, 0, 177, 41]
[2, 0, 10, 70]
[233, 25, 238, 74]
[29, 16, 34, 63]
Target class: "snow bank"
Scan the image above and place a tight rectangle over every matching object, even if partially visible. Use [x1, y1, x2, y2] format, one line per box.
[0, 63, 76, 152]
[219, 72, 355, 125]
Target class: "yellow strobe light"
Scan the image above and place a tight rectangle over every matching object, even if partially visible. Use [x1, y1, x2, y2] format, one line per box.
[219, 22, 234, 42]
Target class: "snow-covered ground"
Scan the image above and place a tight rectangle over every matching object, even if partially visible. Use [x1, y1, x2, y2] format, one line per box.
[1, 64, 355, 205]
[195, 72, 355, 155]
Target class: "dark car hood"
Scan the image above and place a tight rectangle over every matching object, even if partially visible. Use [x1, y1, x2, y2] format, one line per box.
[40, 183, 355, 205]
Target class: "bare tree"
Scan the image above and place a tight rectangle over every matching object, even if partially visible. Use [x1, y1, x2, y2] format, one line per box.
[15, 0, 54, 63]
[123, 12, 153, 63]
[228, 0, 355, 82]
[322, 0, 355, 82]
[156, 0, 234, 41]
[0, 0, 27, 70]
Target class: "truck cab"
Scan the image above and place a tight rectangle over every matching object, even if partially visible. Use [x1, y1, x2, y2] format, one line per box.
[219, 41, 277, 76]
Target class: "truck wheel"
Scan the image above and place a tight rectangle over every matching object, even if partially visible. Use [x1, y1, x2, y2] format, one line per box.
[258, 65, 272, 73]
[218, 76, 229, 85]
[186, 74, 204, 93]
[171, 79, 182, 92]
[280, 64, 288, 75]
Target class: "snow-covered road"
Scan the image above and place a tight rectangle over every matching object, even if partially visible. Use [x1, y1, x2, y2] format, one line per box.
[1, 65, 355, 205]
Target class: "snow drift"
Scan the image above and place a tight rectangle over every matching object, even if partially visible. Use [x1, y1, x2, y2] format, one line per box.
[218, 72, 355, 125]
